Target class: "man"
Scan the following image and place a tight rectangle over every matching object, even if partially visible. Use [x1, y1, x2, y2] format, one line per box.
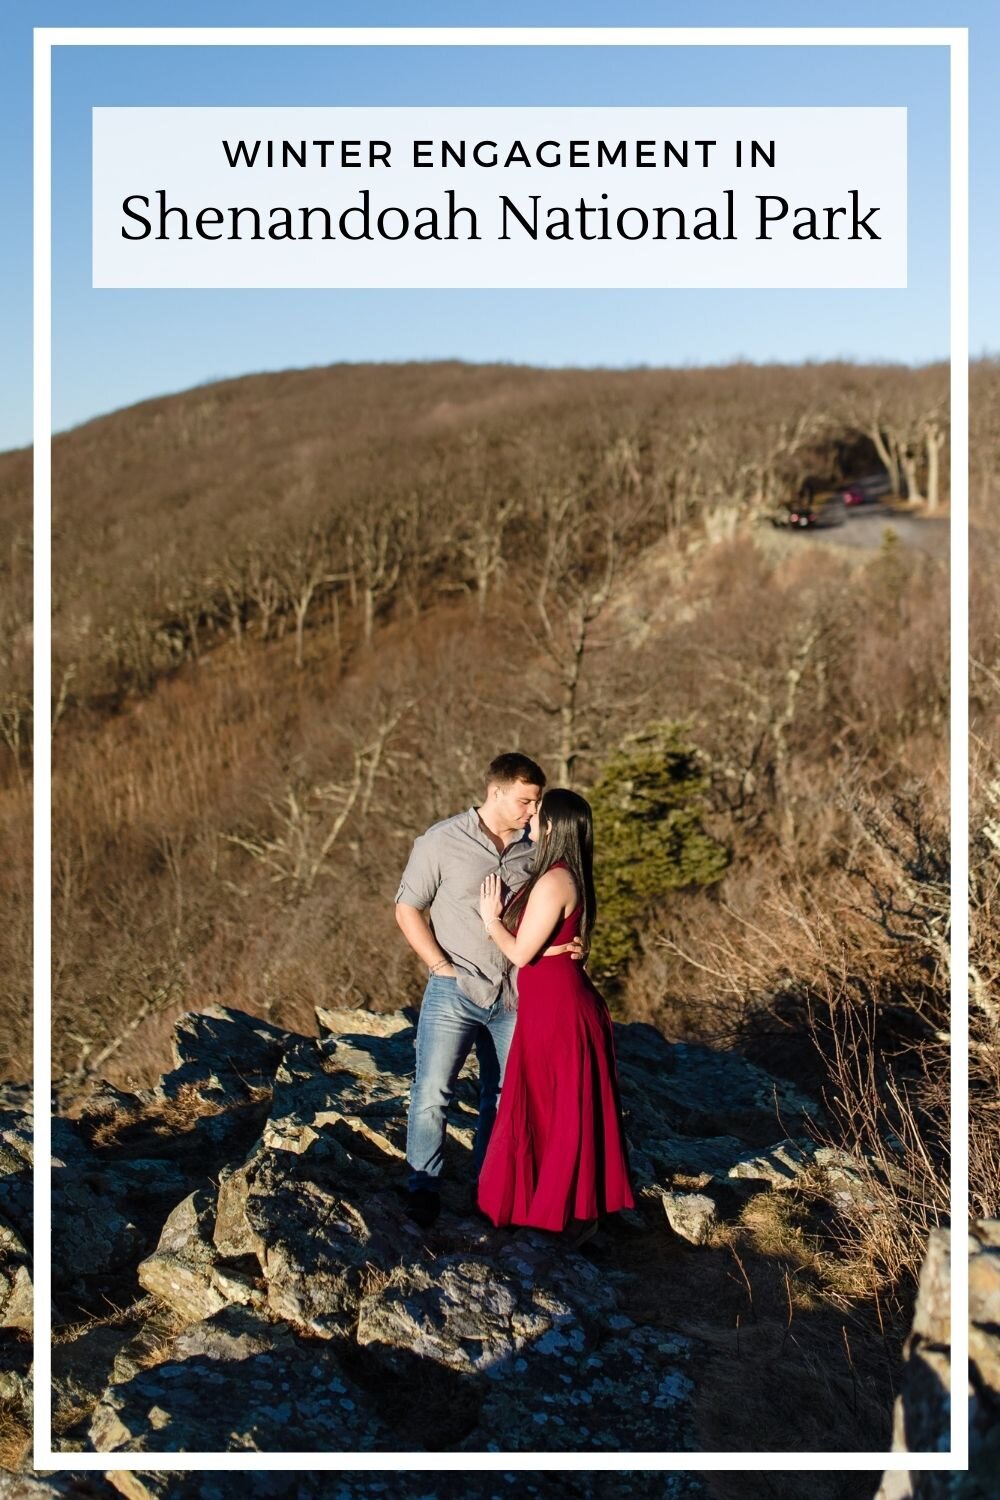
[395, 752, 546, 1228]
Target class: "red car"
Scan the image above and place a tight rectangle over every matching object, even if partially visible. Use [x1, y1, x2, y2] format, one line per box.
[840, 472, 893, 505]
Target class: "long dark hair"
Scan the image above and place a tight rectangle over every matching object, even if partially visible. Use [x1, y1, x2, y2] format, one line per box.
[502, 788, 597, 950]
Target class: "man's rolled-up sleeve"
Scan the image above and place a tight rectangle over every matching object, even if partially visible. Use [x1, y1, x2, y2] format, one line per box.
[395, 832, 440, 910]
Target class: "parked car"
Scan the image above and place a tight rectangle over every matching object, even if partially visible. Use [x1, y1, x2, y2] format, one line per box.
[780, 493, 846, 529]
[839, 471, 895, 504]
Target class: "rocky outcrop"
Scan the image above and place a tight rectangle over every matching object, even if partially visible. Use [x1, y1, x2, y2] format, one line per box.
[7, 999, 978, 1470]
[875, 1221, 1000, 1499]
[0, 1080, 33, 1452]
[0, 1002, 833, 1458]
[0, 1084, 33, 1330]
[63, 1005, 709, 1453]
[0, 1471, 708, 1500]
[968, 1220, 1000, 1485]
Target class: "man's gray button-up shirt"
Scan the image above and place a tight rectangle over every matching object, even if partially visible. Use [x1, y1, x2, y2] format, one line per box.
[395, 807, 536, 1009]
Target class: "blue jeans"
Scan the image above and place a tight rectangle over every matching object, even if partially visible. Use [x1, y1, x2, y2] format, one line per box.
[405, 974, 517, 1193]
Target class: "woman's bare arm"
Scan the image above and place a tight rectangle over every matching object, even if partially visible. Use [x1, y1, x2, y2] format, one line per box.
[479, 868, 576, 967]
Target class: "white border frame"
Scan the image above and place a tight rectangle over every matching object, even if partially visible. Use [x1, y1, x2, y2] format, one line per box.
[32, 24, 969, 1474]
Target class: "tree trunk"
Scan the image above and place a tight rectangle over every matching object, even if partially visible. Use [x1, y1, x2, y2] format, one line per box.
[900, 450, 924, 505]
[557, 612, 587, 785]
[185, 610, 200, 663]
[331, 591, 342, 666]
[772, 625, 821, 848]
[475, 558, 490, 618]
[294, 583, 316, 670]
[925, 424, 945, 512]
[223, 583, 244, 654]
[346, 533, 358, 609]
[869, 422, 901, 496]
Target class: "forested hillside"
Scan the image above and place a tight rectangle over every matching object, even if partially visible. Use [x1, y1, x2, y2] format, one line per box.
[0, 355, 993, 1303]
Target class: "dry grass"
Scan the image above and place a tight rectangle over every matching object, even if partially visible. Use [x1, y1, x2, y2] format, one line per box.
[729, 1193, 848, 1300]
[27, 511, 949, 1099]
[86, 1079, 228, 1147]
[809, 1023, 949, 1301]
[357, 1261, 396, 1301]
[51, 1293, 161, 1346]
[0, 1395, 31, 1471]
[594, 1194, 900, 1461]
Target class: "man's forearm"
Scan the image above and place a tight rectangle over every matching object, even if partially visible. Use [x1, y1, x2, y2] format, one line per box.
[395, 904, 451, 971]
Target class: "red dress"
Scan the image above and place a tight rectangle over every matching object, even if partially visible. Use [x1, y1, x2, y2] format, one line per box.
[477, 898, 636, 1231]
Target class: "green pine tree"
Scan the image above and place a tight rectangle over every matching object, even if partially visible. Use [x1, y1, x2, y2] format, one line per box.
[587, 722, 730, 980]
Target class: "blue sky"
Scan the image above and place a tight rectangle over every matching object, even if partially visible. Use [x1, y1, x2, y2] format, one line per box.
[1, 1, 995, 454]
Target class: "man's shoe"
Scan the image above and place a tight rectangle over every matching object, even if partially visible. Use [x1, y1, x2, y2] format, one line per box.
[406, 1189, 440, 1229]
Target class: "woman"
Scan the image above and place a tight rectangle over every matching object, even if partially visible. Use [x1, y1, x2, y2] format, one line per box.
[476, 787, 635, 1245]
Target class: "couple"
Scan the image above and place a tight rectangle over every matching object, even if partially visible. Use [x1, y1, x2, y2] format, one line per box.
[394, 751, 635, 1244]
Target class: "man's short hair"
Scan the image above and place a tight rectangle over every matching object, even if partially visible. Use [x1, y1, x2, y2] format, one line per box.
[486, 752, 546, 791]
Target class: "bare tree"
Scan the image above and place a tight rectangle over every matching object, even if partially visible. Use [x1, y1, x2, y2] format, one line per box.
[456, 481, 522, 618]
[278, 526, 331, 670]
[245, 544, 286, 643]
[346, 499, 407, 645]
[523, 454, 650, 784]
[223, 694, 416, 897]
[841, 371, 949, 507]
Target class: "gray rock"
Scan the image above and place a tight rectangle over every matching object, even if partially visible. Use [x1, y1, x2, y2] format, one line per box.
[492, 1231, 620, 1327]
[169, 1301, 294, 1363]
[109, 1303, 184, 1387]
[357, 1254, 579, 1377]
[460, 1322, 701, 1453]
[258, 1177, 392, 1338]
[38, 1000, 924, 1463]
[51, 1140, 144, 1284]
[0, 1089, 33, 1247]
[0, 1335, 32, 1405]
[315, 1005, 415, 1038]
[0, 1367, 29, 1403]
[613, 1025, 820, 1137]
[215, 1131, 407, 1338]
[876, 1222, 1000, 1500]
[0, 1214, 32, 1332]
[726, 1136, 818, 1188]
[103, 1479, 172, 1500]
[0, 1479, 84, 1499]
[655, 1189, 718, 1246]
[811, 1145, 887, 1211]
[969, 1220, 1000, 1495]
[156, 1006, 289, 1108]
[314, 1007, 419, 1083]
[139, 1187, 268, 1327]
[97, 1471, 704, 1500]
[135, 1188, 220, 1320]
[641, 1133, 747, 1186]
[0, 1086, 33, 1170]
[89, 1318, 387, 1452]
[259, 1036, 408, 1166]
[99, 1158, 190, 1199]
[52, 1319, 143, 1440]
[213, 1144, 269, 1260]
[137, 1189, 233, 1324]
[0, 1261, 32, 1332]
[271, 1033, 411, 1125]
